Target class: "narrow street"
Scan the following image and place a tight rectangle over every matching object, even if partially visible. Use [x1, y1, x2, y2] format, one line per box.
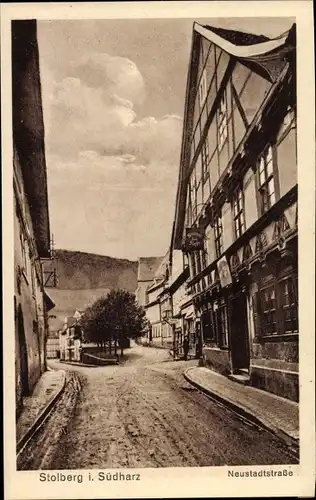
[39, 346, 298, 469]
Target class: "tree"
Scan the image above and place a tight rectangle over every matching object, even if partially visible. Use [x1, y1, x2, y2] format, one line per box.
[80, 289, 148, 357]
[102, 289, 148, 356]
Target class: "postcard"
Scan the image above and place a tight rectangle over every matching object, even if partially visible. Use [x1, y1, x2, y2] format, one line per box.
[1, 1, 315, 499]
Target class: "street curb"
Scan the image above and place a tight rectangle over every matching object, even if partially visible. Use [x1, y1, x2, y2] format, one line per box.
[59, 360, 98, 368]
[16, 370, 67, 455]
[184, 368, 299, 455]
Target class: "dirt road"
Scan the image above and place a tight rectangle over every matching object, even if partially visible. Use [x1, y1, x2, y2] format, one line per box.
[42, 345, 298, 469]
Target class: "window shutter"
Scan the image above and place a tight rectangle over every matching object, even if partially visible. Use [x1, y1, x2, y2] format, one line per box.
[252, 292, 262, 339]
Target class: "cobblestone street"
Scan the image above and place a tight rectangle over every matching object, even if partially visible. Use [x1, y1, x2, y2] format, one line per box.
[36, 346, 298, 469]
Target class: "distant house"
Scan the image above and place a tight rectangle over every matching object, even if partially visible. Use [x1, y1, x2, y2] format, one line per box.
[135, 256, 164, 308]
[13, 20, 55, 416]
[166, 248, 195, 358]
[59, 311, 83, 362]
[144, 251, 172, 347]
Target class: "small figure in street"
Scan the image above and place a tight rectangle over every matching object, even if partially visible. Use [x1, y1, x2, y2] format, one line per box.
[183, 336, 190, 361]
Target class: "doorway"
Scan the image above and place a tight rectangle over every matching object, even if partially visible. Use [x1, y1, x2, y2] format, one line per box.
[230, 292, 250, 373]
[17, 305, 29, 396]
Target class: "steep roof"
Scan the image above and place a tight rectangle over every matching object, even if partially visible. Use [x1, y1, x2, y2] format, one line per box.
[203, 25, 269, 46]
[137, 256, 164, 281]
[196, 23, 294, 62]
[153, 250, 170, 280]
[66, 317, 77, 328]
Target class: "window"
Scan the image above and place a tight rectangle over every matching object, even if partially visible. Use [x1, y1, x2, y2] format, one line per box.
[195, 154, 202, 185]
[202, 310, 214, 342]
[219, 305, 229, 347]
[198, 69, 207, 108]
[258, 146, 276, 213]
[201, 140, 210, 182]
[232, 186, 245, 238]
[279, 276, 298, 333]
[255, 271, 298, 338]
[214, 303, 229, 347]
[214, 215, 223, 258]
[218, 92, 228, 150]
[190, 175, 197, 220]
[261, 284, 277, 335]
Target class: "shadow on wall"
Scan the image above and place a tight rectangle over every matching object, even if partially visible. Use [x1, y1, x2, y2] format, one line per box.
[17, 304, 29, 398]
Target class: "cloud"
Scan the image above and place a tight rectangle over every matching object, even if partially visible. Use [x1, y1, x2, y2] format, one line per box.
[44, 52, 183, 168]
[71, 53, 146, 104]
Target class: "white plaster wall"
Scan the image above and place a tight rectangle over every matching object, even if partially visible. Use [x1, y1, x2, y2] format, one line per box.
[244, 175, 259, 230]
[146, 302, 160, 324]
[277, 127, 297, 198]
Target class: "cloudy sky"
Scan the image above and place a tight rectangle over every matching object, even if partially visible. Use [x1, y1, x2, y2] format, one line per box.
[38, 17, 293, 261]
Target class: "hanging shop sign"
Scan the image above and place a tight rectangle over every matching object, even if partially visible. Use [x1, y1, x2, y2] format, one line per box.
[182, 227, 205, 252]
[217, 256, 233, 288]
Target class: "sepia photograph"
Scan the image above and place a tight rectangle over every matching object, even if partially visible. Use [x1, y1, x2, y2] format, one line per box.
[2, 1, 315, 499]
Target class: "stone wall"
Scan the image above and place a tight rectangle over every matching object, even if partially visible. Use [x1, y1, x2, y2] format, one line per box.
[250, 339, 299, 401]
[203, 347, 231, 376]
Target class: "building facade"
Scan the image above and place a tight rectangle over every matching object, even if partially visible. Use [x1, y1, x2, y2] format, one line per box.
[172, 23, 297, 400]
[59, 311, 83, 362]
[144, 252, 173, 347]
[13, 20, 55, 416]
[135, 257, 164, 307]
[168, 249, 196, 358]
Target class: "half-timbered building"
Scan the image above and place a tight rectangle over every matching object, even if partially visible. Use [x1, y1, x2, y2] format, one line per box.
[172, 22, 297, 400]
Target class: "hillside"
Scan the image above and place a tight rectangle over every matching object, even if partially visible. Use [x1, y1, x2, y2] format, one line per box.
[45, 249, 138, 334]
[53, 249, 138, 290]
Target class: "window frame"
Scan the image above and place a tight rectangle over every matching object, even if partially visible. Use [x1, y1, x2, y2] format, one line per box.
[257, 145, 279, 215]
[232, 185, 245, 239]
[255, 268, 298, 339]
[190, 253, 197, 279]
[259, 282, 278, 336]
[278, 274, 298, 334]
[202, 309, 216, 343]
[213, 302, 229, 348]
[217, 91, 228, 151]
[214, 214, 223, 259]
[201, 139, 210, 183]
